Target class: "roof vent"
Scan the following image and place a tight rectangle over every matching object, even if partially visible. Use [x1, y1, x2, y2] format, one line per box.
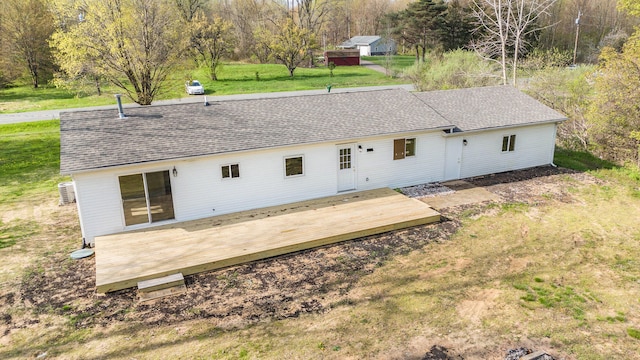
[115, 94, 126, 118]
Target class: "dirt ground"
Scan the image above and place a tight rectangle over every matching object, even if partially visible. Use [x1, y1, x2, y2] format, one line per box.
[0, 165, 603, 357]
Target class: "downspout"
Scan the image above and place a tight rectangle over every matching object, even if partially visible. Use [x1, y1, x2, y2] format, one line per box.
[550, 122, 559, 167]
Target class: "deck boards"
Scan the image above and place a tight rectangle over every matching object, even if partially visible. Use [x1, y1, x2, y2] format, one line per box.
[95, 188, 440, 293]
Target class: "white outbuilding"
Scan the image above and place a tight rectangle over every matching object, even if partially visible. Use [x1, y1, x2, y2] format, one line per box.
[337, 35, 397, 56]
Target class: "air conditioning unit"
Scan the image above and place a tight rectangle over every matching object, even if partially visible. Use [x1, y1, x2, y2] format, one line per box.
[58, 182, 76, 205]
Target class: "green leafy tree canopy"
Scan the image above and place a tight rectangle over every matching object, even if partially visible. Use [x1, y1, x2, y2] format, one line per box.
[51, 0, 185, 105]
[255, 18, 316, 77]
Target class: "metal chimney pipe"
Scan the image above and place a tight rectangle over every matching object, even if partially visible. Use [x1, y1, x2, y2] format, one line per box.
[115, 94, 126, 118]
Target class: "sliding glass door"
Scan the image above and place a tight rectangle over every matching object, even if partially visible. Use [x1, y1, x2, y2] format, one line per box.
[119, 170, 175, 226]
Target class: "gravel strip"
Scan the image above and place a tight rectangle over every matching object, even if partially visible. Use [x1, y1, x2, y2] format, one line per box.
[399, 183, 455, 198]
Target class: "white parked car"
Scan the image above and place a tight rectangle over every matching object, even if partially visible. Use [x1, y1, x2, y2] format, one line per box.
[185, 80, 205, 95]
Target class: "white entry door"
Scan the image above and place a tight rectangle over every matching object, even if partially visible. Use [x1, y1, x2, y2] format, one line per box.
[444, 138, 463, 181]
[337, 144, 356, 192]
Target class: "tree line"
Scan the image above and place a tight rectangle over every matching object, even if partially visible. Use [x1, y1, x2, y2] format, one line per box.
[0, 0, 639, 167]
[1, 0, 635, 102]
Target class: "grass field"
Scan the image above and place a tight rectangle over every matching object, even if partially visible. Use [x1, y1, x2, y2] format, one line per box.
[1, 120, 640, 359]
[0, 120, 67, 205]
[0, 62, 408, 114]
[362, 55, 418, 73]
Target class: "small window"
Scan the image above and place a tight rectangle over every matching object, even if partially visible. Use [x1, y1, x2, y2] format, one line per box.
[285, 156, 303, 177]
[394, 138, 416, 160]
[502, 135, 516, 152]
[405, 138, 416, 157]
[221, 164, 240, 179]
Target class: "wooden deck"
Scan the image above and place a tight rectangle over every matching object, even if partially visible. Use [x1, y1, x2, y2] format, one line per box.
[95, 188, 440, 293]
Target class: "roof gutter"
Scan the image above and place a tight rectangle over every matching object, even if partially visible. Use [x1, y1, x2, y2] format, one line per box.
[440, 118, 567, 137]
[61, 125, 455, 175]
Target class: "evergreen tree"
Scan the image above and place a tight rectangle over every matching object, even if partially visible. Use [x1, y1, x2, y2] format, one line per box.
[442, 0, 474, 51]
[389, 0, 448, 62]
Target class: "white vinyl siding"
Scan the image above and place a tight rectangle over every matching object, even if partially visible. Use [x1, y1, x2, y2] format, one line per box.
[73, 124, 556, 245]
[357, 132, 445, 190]
[73, 172, 132, 244]
[456, 123, 556, 179]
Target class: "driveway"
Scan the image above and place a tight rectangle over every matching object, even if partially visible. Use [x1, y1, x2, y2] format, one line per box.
[0, 84, 414, 124]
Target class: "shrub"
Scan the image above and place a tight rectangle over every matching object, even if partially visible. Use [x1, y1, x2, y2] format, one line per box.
[404, 50, 501, 91]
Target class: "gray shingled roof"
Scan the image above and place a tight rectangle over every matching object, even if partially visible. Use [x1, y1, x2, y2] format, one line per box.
[338, 36, 381, 47]
[413, 86, 567, 132]
[60, 86, 567, 174]
[60, 89, 451, 174]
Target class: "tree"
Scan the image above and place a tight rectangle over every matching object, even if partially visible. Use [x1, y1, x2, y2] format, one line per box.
[536, 0, 635, 64]
[296, 0, 332, 33]
[0, 0, 56, 88]
[189, 11, 235, 81]
[389, 0, 447, 62]
[350, 0, 391, 36]
[525, 65, 593, 150]
[618, 0, 640, 17]
[471, 0, 556, 86]
[442, 0, 475, 51]
[51, 0, 184, 105]
[0, 12, 5, 87]
[588, 31, 640, 165]
[220, 0, 277, 60]
[255, 18, 316, 77]
[173, 0, 208, 22]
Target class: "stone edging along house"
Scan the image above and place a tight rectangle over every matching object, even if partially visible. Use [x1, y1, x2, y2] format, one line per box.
[60, 86, 566, 246]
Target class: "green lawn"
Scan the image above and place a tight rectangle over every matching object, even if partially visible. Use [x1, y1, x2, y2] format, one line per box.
[362, 55, 418, 73]
[0, 63, 408, 114]
[0, 120, 67, 205]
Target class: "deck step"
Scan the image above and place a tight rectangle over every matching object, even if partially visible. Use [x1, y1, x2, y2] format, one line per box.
[138, 284, 187, 302]
[137, 273, 185, 293]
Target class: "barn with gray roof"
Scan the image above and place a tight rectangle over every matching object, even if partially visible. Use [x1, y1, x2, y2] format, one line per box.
[60, 86, 565, 245]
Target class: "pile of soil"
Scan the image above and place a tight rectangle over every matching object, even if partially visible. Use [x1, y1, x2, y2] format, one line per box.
[422, 345, 463, 359]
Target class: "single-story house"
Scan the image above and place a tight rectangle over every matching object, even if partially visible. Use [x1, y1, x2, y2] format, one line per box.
[337, 36, 397, 56]
[60, 86, 566, 246]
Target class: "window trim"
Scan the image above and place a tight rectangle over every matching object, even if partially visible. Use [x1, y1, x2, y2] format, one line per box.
[393, 138, 416, 160]
[502, 134, 516, 152]
[405, 138, 416, 157]
[339, 146, 352, 170]
[284, 155, 304, 177]
[221, 163, 240, 179]
[118, 169, 175, 227]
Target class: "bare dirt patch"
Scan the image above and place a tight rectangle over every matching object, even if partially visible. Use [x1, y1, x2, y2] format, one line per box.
[457, 289, 502, 325]
[1, 165, 599, 357]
